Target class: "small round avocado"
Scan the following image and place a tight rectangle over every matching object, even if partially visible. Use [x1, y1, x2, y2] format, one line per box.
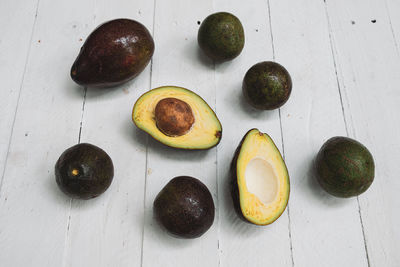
[316, 137, 375, 198]
[55, 143, 114, 199]
[198, 12, 245, 61]
[153, 176, 215, 238]
[243, 61, 292, 110]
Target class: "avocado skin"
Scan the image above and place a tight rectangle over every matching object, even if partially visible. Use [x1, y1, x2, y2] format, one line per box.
[243, 61, 292, 110]
[55, 143, 114, 199]
[230, 130, 250, 223]
[71, 19, 154, 88]
[153, 176, 215, 238]
[198, 12, 244, 61]
[316, 137, 375, 198]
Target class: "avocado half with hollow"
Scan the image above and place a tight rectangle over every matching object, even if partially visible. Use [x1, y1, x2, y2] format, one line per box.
[132, 86, 222, 149]
[231, 129, 290, 225]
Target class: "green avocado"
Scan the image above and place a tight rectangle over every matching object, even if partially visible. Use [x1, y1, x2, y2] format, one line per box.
[198, 12, 245, 61]
[153, 176, 215, 238]
[71, 19, 154, 88]
[316, 137, 375, 198]
[243, 61, 292, 110]
[55, 143, 114, 199]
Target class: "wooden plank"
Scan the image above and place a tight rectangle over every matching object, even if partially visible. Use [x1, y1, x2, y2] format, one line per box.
[325, 0, 400, 265]
[63, 1, 154, 266]
[141, 0, 219, 266]
[385, 0, 400, 56]
[270, 0, 370, 266]
[0, 0, 39, 184]
[0, 0, 95, 266]
[214, 0, 292, 266]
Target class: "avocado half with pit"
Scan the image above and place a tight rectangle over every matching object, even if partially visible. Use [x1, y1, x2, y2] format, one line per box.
[231, 129, 290, 225]
[132, 86, 222, 149]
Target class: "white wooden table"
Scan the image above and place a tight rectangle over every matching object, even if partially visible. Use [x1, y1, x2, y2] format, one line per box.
[1, 0, 399, 266]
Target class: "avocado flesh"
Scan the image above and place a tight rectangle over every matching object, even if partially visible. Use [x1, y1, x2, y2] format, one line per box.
[132, 86, 222, 150]
[153, 176, 215, 239]
[243, 61, 292, 110]
[55, 143, 114, 199]
[198, 12, 245, 61]
[71, 19, 154, 88]
[231, 129, 290, 225]
[316, 137, 375, 198]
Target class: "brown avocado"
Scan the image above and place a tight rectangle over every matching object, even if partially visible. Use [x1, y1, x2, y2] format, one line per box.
[153, 176, 215, 238]
[55, 143, 114, 199]
[71, 19, 154, 88]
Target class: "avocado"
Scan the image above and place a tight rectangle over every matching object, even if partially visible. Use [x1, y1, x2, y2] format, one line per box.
[231, 129, 290, 225]
[71, 19, 154, 88]
[55, 143, 114, 199]
[243, 61, 292, 110]
[132, 86, 222, 150]
[198, 12, 245, 61]
[316, 137, 375, 198]
[153, 176, 215, 238]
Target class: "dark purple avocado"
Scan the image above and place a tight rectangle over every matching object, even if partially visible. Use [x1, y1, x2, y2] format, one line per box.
[55, 143, 114, 199]
[153, 176, 215, 239]
[71, 19, 154, 88]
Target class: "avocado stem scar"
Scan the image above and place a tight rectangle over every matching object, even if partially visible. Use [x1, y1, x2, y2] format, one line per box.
[71, 169, 79, 176]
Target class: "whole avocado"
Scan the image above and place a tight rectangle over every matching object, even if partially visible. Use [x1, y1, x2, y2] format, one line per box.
[55, 143, 114, 199]
[316, 137, 375, 198]
[198, 12, 245, 61]
[71, 19, 154, 88]
[153, 176, 215, 238]
[243, 61, 292, 110]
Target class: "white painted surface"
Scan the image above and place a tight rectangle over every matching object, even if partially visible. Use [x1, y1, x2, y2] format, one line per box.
[0, 0, 399, 266]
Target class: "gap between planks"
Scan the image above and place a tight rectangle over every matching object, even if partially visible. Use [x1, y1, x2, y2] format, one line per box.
[323, 1, 370, 266]
[0, 0, 41, 196]
[266, 0, 295, 266]
[140, 1, 157, 266]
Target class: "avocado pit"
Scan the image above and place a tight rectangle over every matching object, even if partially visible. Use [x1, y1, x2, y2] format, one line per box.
[245, 158, 278, 205]
[155, 98, 195, 137]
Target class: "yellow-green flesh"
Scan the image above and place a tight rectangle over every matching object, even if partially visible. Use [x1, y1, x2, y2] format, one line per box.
[237, 129, 290, 225]
[133, 86, 222, 149]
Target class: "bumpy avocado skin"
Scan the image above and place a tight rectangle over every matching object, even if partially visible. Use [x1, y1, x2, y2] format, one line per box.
[243, 61, 292, 110]
[198, 12, 245, 61]
[153, 176, 215, 238]
[316, 137, 375, 198]
[71, 19, 154, 88]
[55, 143, 114, 199]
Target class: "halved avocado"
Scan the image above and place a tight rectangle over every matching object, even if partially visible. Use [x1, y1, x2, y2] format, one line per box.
[132, 86, 222, 149]
[231, 129, 290, 225]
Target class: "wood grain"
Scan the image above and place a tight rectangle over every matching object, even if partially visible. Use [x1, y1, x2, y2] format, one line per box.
[141, 1, 219, 266]
[326, 0, 400, 265]
[0, 0, 399, 266]
[0, 0, 94, 265]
